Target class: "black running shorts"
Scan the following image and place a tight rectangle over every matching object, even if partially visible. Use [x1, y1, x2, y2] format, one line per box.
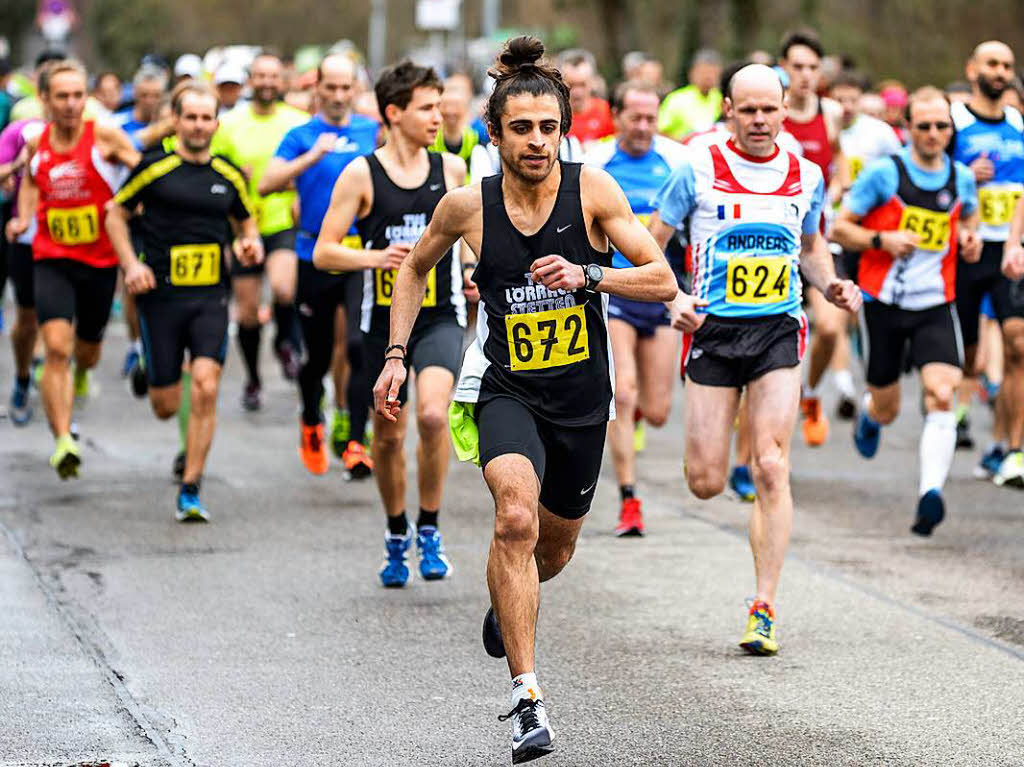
[477, 395, 607, 520]
[860, 300, 963, 387]
[956, 240, 1024, 350]
[34, 258, 118, 342]
[683, 313, 805, 388]
[138, 293, 230, 387]
[364, 319, 464, 405]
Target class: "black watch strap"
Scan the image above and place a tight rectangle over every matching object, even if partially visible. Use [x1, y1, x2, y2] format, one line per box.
[871, 231, 882, 250]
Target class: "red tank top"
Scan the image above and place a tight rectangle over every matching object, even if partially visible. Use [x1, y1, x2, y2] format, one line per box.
[783, 101, 833, 185]
[31, 121, 119, 267]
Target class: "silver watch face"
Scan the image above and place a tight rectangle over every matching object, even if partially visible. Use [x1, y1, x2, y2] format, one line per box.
[586, 264, 602, 283]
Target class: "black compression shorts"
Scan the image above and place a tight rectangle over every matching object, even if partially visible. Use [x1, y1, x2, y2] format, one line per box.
[34, 258, 118, 342]
[477, 395, 607, 520]
[683, 313, 805, 388]
[860, 300, 963, 387]
[138, 293, 229, 387]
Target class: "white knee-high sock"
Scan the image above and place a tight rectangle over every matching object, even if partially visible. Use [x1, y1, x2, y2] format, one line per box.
[919, 410, 957, 496]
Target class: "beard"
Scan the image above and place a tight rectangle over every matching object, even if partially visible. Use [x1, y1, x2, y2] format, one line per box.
[254, 87, 279, 107]
[498, 143, 557, 184]
[182, 134, 212, 153]
[978, 73, 1007, 101]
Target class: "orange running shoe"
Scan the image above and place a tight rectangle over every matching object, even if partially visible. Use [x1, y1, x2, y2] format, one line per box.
[614, 497, 644, 537]
[299, 422, 329, 475]
[342, 440, 374, 480]
[800, 396, 830, 447]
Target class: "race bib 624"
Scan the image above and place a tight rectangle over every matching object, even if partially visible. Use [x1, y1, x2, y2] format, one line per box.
[725, 256, 790, 305]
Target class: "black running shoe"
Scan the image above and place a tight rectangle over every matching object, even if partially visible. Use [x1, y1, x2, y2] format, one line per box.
[482, 606, 506, 658]
[130, 359, 149, 398]
[500, 697, 555, 764]
[172, 451, 186, 481]
[242, 382, 262, 412]
[836, 396, 856, 421]
[955, 416, 974, 450]
[911, 489, 945, 536]
[275, 340, 301, 381]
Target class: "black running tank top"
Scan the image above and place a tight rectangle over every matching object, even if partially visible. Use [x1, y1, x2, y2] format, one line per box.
[467, 162, 614, 426]
[356, 151, 465, 335]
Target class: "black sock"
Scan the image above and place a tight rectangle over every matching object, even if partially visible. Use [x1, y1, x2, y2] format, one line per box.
[16, 375, 30, 389]
[181, 481, 200, 496]
[273, 302, 299, 351]
[237, 323, 262, 387]
[620, 484, 635, 501]
[387, 512, 409, 536]
[417, 508, 439, 530]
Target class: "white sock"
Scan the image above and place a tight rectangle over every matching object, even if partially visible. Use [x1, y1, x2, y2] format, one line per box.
[833, 369, 856, 399]
[131, 339, 143, 354]
[861, 392, 877, 423]
[802, 383, 820, 399]
[919, 411, 956, 496]
[511, 672, 541, 706]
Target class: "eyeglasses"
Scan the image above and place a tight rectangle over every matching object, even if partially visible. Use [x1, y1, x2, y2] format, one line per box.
[913, 121, 952, 131]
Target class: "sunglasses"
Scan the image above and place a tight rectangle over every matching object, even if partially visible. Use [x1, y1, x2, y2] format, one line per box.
[913, 121, 952, 131]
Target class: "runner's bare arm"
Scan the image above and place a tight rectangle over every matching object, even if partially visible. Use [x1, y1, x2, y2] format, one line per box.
[6, 156, 37, 239]
[104, 203, 155, 294]
[645, 210, 708, 329]
[231, 215, 264, 267]
[799, 230, 862, 312]
[579, 167, 676, 301]
[958, 210, 982, 264]
[96, 123, 141, 168]
[1003, 197, 1024, 279]
[258, 132, 336, 195]
[832, 207, 920, 257]
[312, 158, 394, 272]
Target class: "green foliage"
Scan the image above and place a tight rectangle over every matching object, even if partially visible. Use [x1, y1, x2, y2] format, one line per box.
[88, 0, 172, 75]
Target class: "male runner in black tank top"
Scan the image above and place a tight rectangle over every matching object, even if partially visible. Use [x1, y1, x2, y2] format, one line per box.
[313, 62, 468, 588]
[371, 38, 676, 764]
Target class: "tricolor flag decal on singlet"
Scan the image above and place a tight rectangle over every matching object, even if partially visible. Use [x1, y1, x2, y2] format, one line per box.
[717, 204, 742, 220]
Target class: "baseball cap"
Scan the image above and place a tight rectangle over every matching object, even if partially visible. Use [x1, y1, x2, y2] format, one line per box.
[174, 53, 202, 80]
[214, 62, 246, 86]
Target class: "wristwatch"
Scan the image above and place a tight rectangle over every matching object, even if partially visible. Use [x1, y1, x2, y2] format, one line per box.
[583, 263, 604, 292]
[871, 231, 883, 250]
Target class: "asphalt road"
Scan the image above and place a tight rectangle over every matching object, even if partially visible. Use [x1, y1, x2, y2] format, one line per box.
[1, 321, 1023, 767]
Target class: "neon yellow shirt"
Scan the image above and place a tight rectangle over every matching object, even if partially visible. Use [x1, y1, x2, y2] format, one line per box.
[211, 103, 309, 236]
[657, 85, 722, 141]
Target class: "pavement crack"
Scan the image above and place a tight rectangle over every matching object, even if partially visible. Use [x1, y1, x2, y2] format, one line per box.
[1, 521, 194, 767]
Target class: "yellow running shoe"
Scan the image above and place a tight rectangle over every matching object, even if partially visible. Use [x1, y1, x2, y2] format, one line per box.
[73, 368, 91, 401]
[633, 419, 646, 453]
[739, 599, 778, 655]
[49, 434, 81, 480]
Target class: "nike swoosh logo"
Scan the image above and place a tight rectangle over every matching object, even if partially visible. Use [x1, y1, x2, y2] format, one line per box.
[556, 224, 571, 233]
[580, 481, 597, 495]
[430, 184, 442, 191]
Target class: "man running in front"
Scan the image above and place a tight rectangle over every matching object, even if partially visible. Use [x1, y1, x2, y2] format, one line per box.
[371, 37, 676, 763]
[106, 82, 262, 521]
[833, 86, 981, 534]
[648, 64, 861, 655]
[313, 62, 467, 587]
[9, 59, 138, 478]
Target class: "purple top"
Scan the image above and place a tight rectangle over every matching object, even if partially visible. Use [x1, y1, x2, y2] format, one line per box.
[0, 119, 44, 217]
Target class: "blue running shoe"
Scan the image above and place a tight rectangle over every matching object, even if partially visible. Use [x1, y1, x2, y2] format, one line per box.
[176, 489, 210, 522]
[974, 445, 1005, 480]
[854, 411, 881, 458]
[379, 527, 413, 587]
[122, 347, 140, 378]
[9, 380, 33, 426]
[728, 465, 756, 502]
[416, 526, 452, 580]
[911, 489, 945, 536]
